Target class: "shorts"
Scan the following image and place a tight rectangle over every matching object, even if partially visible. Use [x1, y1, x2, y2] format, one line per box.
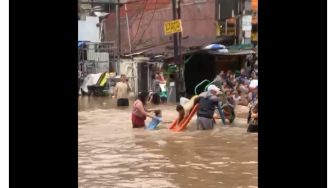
[196, 116, 215, 130]
[247, 123, 258, 133]
[117, 98, 129, 106]
[152, 93, 160, 104]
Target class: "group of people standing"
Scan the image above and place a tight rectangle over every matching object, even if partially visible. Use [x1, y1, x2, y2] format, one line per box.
[113, 71, 166, 107]
[130, 84, 221, 130]
[113, 67, 258, 132]
[112, 71, 169, 129]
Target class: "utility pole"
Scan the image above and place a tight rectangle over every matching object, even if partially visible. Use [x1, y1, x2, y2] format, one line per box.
[237, 0, 244, 45]
[177, 0, 184, 98]
[115, 0, 121, 74]
[172, 0, 179, 102]
[125, 4, 132, 54]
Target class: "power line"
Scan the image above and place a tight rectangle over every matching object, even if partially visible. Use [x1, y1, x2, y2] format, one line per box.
[131, 0, 148, 45]
[134, 0, 158, 48]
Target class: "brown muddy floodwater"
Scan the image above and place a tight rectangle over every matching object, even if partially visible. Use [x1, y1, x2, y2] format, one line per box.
[78, 96, 258, 188]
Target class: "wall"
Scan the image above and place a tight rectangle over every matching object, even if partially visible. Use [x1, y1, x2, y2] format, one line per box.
[218, 0, 239, 19]
[103, 0, 217, 54]
[78, 16, 101, 42]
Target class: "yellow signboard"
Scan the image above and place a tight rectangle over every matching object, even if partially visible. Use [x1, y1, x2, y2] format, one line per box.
[216, 21, 221, 37]
[164, 19, 183, 35]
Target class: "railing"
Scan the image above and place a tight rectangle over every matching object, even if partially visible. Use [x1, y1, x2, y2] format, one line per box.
[193, 79, 227, 125]
[203, 80, 215, 92]
[194, 79, 210, 95]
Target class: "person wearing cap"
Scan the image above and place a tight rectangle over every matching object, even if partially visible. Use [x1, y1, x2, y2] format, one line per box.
[196, 85, 221, 130]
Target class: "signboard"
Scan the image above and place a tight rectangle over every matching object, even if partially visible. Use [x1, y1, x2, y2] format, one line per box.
[242, 15, 252, 31]
[164, 19, 183, 35]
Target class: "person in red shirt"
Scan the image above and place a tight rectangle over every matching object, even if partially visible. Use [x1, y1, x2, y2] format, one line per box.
[159, 71, 166, 82]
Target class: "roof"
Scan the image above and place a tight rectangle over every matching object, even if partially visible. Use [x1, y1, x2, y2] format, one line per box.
[130, 37, 223, 57]
[206, 49, 256, 56]
[123, 37, 258, 60]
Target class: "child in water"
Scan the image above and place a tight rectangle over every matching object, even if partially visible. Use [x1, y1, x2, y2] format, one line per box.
[147, 110, 172, 130]
[175, 96, 201, 126]
[176, 104, 185, 125]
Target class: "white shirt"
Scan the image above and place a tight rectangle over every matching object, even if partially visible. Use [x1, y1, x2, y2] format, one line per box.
[233, 95, 241, 105]
[249, 79, 258, 89]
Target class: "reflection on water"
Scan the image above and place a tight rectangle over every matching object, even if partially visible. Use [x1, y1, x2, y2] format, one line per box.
[78, 96, 258, 188]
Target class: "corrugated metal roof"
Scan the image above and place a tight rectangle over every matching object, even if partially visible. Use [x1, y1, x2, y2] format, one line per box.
[133, 37, 221, 54]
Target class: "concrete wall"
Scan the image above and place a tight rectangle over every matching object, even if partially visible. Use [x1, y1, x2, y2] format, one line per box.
[78, 16, 100, 42]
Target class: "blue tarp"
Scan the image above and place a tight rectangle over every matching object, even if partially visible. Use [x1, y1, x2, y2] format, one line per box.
[203, 44, 226, 50]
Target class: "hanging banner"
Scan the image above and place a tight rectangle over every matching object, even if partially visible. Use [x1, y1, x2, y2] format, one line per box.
[245, 30, 252, 38]
[242, 15, 252, 31]
[164, 19, 183, 35]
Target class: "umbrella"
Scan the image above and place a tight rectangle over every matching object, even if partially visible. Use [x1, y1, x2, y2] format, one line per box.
[217, 49, 229, 53]
[202, 44, 226, 50]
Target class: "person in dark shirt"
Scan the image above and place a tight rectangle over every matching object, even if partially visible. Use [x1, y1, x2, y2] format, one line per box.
[238, 68, 248, 83]
[196, 85, 220, 130]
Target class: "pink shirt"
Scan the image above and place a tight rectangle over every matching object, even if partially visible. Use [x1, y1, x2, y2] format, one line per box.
[132, 100, 147, 118]
[132, 100, 147, 126]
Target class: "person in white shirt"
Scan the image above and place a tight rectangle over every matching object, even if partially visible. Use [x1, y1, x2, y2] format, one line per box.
[249, 74, 258, 90]
[232, 90, 241, 107]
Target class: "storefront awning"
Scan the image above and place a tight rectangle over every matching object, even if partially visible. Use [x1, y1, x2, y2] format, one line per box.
[206, 49, 256, 56]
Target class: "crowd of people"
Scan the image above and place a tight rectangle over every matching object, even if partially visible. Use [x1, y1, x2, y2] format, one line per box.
[211, 66, 258, 132]
[112, 63, 258, 133]
[212, 67, 258, 107]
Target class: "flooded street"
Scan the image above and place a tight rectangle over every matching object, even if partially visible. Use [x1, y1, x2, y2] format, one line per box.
[78, 96, 258, 188]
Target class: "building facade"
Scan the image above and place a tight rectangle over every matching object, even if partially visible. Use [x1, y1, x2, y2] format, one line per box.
[216, 0, 258, 46]
[102, 0, 218, 55]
